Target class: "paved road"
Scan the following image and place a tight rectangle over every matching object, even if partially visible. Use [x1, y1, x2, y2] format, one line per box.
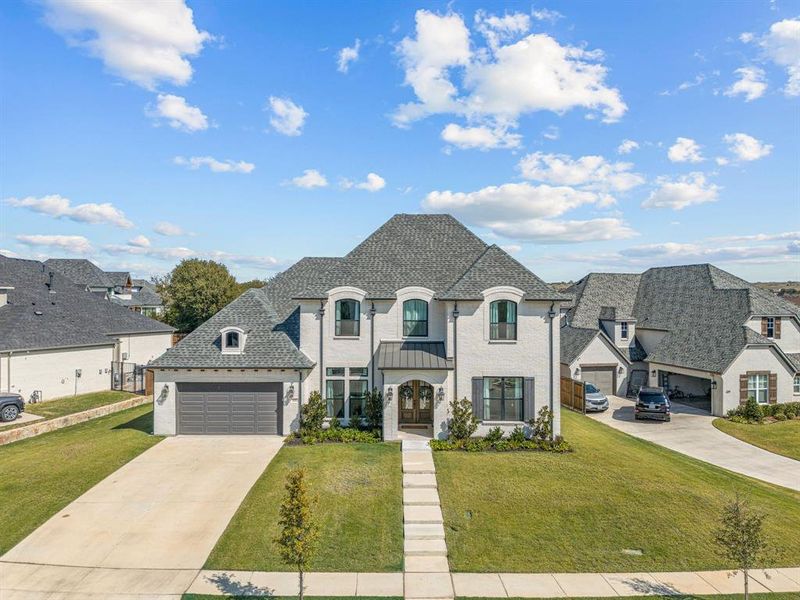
[1, 435, 282, 597]
[589, 396, 800, 491]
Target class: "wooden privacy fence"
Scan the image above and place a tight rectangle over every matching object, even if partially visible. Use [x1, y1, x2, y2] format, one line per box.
[560, 376, 585, 413]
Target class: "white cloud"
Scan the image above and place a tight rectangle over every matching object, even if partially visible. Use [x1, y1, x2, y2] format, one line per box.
[488, 217, 636, 243]
[724, 66, 767, 101]
[531, 8, 563, 23]
[393, 9, 626, 138]
[542, 125, 559, 140]
[289, 169, 328, 189]
[617, 139, 639, 154]
[441, 123, 521, 150]
[128, 235, 151, 248]
[16, 234, 93, 254]
[740, 32, 755, 43]
[148, 93, 208, 132]
[0, 249, 21, 258]
[207, 251, 286, 270]
[153, 221, 185, 236]
[642, 172, 720, 210]
[42, 0, 210, 90]
[500, 244, 522, 254]
[711, 231, 799, 243]
[104, 242, 195, 260]
[760, 18, 800, 96]
[342, 173, 386, 192]
[722, 133, 773, 162]
[267, 96, 307, 136]
[667, 137, 704, 163]
[517, 152, 645, 192]
[4, 194, 133, 228]
[173, 155, 255, 173]
[337, 39, 361, 73]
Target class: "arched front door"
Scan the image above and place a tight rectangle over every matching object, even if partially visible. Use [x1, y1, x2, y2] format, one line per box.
[398, 380, 433, 425]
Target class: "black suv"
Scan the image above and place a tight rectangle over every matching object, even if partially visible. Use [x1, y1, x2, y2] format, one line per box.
[635, 387, 671, 422]
[0, 393, 24, 422]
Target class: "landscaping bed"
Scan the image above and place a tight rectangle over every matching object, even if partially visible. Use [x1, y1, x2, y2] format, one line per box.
[713, 417, 800, 461]
[205, 442, 403, 572]
[0, 404, 161, 554]
[434, 410, 800, 573]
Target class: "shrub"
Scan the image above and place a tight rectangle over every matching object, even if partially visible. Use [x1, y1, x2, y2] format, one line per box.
[485, 426, 503, 443]
[329, 416, 341, 430]
[301, 391, 327, 433]
[729, 415, 749, 424]
[774, 412, 788, 421]
[784, 402, 799, 418]
[529, 406, 554, 441]
[429, 437, 572, 453]
[730, 397, 764, 423]
[508, 425, 526, 443]
[448, 397, 479, 440]
[364, 388, 383, 430]
[348, 413, 361, 430]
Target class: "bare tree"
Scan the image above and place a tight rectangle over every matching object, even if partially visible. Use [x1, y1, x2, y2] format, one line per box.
[714, 494, 767, 600]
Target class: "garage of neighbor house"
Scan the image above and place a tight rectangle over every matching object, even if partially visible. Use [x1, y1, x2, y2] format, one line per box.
[580, 365, 618, 397]
[657, 369, 712, 412]
[176, 382, 283, 435]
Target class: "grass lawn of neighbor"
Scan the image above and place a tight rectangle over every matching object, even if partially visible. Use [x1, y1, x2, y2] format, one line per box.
[0, 404, 161, 554]
[461, 595, 798, 600]
[206, 442, 403, 572]
[24, 390, 138, 420]
[713, 417, 800, 461]
[434, 410, 800, 573]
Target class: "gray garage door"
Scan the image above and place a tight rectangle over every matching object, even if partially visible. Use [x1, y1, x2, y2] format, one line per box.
[177, 382, 282, 435]
[581, 366, 616, 396]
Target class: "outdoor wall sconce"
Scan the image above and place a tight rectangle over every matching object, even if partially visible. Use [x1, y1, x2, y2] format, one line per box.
[386, 387, 393, 403]
[287, 383, 295, 399]
[651, 369, 657, 377]
[436, 386, 444, 403]
[574, 368, 580, 377]
[618, 366, 624, 374]
[156, 384, 169, 405]
[711, 381, 717, 390]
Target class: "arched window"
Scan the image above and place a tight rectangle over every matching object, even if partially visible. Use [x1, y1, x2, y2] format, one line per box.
[490, 300, 517, 340]
[225, 331, 240, 348]
[335, 299, 360, 336]
[403, 299, 428, 337]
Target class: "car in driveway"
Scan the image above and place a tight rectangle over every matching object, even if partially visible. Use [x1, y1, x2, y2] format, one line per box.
[584, 383, 609, 412]
[635, 387, 671, 422]
[0, 392, 25, 422]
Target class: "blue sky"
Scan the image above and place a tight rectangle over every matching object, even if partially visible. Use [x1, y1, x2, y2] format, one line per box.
[1, 0, 798, 283]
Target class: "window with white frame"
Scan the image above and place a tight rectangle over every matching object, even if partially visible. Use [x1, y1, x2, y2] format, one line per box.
[794, 375, 800, 394]
[747, 373, 769, 404]
[335, 299, 360, 336]
[766, 317, 775, 338]
[220, 327, 245, 353]
[620, 322, 629, 339]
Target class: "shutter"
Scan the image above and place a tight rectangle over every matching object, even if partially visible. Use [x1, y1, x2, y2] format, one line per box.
[761, 317, 768, 336]
[739, 374, 748, 403]
[471, 377, 483, 421]
[523, 377, 535, 421]
[775, 317, 782, 339]
[768, 373, 777, 404]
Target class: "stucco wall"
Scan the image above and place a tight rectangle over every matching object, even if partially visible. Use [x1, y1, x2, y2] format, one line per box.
[567, 334, 628, 396]
[152, 368, 304, 435]
[115, 332, 173, 365]
[721, 346, 796, 413]
[635, 328, 668, 355]
[744, 316, 800, 354]
[0, 345, 114, 401]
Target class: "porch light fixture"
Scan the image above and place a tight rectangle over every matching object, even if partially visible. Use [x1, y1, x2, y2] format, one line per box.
[452, 307, 459, 319]
[651, 369, 656, 377]
[287, 383, 295, 399]
[574, 368, 580, 377]
[437, 386, 444, 402]
[711, 381, 717, 390]
[618, 366, 624, 374]
[387, 387, 393, 403]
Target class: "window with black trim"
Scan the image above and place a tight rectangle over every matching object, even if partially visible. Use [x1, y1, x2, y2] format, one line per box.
[482, 377, 523, 421]
[349, 367, 368, 377]
[490, 300, 517, 340]
[403, 299, 428, 337]
[225, 331, 240, 348]
[335, 299, 360, 336]
[349, 380, 368, 418]
[326, 380, 345, 418]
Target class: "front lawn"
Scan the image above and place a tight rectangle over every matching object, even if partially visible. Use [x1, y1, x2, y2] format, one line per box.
[205, 442, 403, 572]
[713, 417, 800, 461]
[24, 390, 138, 420]
[0, 404, 161, 554]
[434, 410, 800, 573]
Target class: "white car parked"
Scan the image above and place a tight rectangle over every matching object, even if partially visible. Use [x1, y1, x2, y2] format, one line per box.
[584, 383, 609, 412]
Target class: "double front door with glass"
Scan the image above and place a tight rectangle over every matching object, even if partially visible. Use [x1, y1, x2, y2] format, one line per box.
[399, 380, 433, 425]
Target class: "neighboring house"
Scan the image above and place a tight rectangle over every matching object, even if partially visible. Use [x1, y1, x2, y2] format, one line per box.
[561, 264, 800, 416]
[45, 258, 164, 316]
[0, 256, 174, 401]
[151, 214, 568, 439]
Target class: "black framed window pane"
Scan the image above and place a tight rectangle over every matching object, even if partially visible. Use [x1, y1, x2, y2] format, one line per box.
[326, 367, 345, 377]
[484, 397, 503, 421]
[403, 299, 428, 337]
[226, 332, 239, 347]
[490, 301, 517, 340]
[335, 299, 360, 336]
[326, 380, 345, 418]
[349, 380, 368, 416]
[349, 367, 368, 377]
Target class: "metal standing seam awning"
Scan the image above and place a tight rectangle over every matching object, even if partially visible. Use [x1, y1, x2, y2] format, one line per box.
[377, 341, 454, 370]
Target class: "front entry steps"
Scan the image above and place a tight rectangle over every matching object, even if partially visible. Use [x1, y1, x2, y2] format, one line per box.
[401, 439, 453, 600]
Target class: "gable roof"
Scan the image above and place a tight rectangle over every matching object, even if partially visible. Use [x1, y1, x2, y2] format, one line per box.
[45, 258, 114, 288]
[0, 256, 173, 353]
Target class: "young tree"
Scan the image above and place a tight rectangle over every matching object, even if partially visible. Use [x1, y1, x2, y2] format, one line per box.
[448, 397, 479, 440]
[714, 495, 767, 600]
[275, 468, 319, 600]
[301, 391, 327, 433]
[156, 259, 240, 332]
[364, 387, 383, 430]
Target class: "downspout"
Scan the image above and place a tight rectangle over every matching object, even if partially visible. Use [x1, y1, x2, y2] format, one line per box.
[548, 302, 557, 441]
[297, 369, 303, 427]
[452, 302, 459, 399]
[370, 302, 376, 390]
[318, 301, 325, 393]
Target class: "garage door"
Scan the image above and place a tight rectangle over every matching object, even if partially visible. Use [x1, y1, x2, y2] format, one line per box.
[581, 366, 616, 396]
[177, 382, 282, 435]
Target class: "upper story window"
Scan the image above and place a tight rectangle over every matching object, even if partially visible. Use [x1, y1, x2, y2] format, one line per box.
[620, 322, 629, 339]
[489, 300, 517, 340]
[403, 299, 428, 337]
[225, 331, 240, 348]
[220, 326, 245, 354]
[335, 299, 360, 336]
[765, 317, 775, 338]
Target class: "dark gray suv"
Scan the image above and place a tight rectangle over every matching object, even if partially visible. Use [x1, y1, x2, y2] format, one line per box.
[635, 387, 671, 422]
[0, 393, 25, 422]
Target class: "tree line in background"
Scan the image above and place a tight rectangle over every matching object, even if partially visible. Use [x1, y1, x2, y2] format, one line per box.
[152, 258, 269, 333]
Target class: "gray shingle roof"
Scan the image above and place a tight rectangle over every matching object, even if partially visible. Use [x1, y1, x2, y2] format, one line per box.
[45, 258, 114, 288]
[377, 341, 454, 370]
[566, 263, 799, 374]
[0, 256, 173, 353]
[560, 326, 599, 365]
[109, 287, 163, 308]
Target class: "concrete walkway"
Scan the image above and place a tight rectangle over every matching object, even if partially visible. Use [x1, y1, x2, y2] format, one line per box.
[589, 396, 800, 491]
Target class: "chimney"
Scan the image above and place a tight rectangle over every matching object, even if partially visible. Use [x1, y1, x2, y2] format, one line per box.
[0, 286, 13, 308]
[47, 271, 54, 291]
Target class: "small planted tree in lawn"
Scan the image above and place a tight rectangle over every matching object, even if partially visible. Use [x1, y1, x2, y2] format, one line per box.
[714, 494, 767, 600]
[301, 391, 326, 433]
[530, 406, 554, 441]
[364, 387, 383, 430]
[275, 468, 319, 600]
[448, 397, 479, 440]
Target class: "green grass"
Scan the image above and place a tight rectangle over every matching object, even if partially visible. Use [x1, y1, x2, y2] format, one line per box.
[463, 596, 798, 600]
[434, 410, 800, 573]
[0, 405, 161, 554]
[185, 597, 400, 600]
[24, 390, 137, 420]
[713, 418, 800, 461]
[205, 442, 403, 572]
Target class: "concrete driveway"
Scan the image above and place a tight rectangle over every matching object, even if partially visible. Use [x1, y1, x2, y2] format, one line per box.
[2, 435, 282, 570]
[589, 396, 800, 491]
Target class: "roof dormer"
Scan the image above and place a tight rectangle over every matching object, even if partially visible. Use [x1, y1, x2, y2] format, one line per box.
[220, 326, 246, 354]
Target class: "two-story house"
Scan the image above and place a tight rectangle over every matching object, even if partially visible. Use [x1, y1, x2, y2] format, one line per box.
[561, 264, 800, 416]
[151, 214, 568, 440]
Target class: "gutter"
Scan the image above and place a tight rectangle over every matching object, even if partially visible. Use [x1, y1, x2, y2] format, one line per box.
[318, 300, 326, 392]
[548, 302, 556, 441]
[452, 302, 459, 399]
[370, 302, 376, 390]
[0, 341, 116, 353]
